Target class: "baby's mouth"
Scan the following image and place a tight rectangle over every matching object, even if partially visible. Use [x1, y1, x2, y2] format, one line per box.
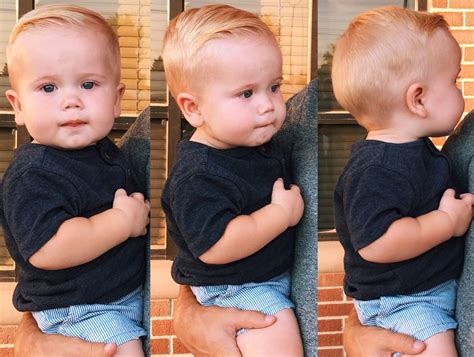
[62, 120, 86, 127]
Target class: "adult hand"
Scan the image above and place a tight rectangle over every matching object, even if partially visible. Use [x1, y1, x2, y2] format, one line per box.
[174, 285, 276, 357]
[343, 308, 426, 357]
[15, 312, 117, 357]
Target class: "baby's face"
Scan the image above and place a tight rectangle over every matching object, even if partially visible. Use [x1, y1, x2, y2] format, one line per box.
[191, 36, 286, 149]
[7, 26, 124, 149]
[422, 29, 464, 137]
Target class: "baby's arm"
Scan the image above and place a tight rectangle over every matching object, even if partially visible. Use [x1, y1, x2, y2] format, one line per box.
[199, 178, 304, 264]
[29, 188, 150, 270]
[359, 188, 473, 263]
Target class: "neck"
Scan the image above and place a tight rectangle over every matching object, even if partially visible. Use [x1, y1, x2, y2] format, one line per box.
[366, 129, 420, 143]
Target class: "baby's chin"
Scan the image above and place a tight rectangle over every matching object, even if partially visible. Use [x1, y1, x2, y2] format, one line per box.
[253, 131, 276, 146]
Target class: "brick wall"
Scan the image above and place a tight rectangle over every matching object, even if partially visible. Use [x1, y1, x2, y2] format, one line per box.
[150, 299, 190, 356]
[0, 325, 16, 357]
[432, 0, 474, 112]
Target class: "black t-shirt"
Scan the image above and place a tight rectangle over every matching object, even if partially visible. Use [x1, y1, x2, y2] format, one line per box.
[334, 138, 464, 300]
[0, 138, 146, 311]
[161, 139, 295, 286]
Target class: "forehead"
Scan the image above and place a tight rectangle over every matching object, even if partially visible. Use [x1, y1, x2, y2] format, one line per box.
[198, 36, 282, 81]
[428, 29, 461, 64]
[11, 25, 118, 79]
[14, 24, 109, 53]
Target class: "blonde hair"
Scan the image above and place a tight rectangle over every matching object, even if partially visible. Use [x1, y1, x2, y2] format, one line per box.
[162, 4, 277, 98]
[332, 6, 450, 122]
[7, 4, 121, 85]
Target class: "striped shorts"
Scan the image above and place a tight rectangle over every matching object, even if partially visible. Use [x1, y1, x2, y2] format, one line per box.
[32, 287, 146, 345]
[191, 271, 294, 334]
[354, 279, 458, 342]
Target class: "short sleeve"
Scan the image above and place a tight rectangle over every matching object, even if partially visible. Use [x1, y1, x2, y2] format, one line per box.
[3, 168, 81, 260]
[342, 166, 415, 251]
[170, 173, 242, 258]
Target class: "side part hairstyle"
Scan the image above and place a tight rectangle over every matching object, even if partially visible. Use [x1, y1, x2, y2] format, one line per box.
[332, 6, 449, 120]
[162, 4, 277, 98]
[6, 4, 121, 85]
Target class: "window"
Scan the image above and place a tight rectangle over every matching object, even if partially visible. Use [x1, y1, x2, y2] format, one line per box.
[317, 0, 422, 235]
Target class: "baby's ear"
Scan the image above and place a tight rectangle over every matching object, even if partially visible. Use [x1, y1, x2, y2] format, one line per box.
[113, 83, 126, 118]
[176, 92, 203, 127]
[406, 82, 428, 118]
[5, 89, 25, 125]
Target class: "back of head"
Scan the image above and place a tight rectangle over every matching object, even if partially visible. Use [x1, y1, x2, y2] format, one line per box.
[332, 6, 449, 122]
[162, 4, 277, 98]
[7, 4, 121, 85]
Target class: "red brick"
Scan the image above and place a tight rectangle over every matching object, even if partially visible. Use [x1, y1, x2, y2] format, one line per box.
[318, 333, 343, 347]
[450, 0, 474, 8]
[318, 348, 344, 357]
[464, 81, 474, 96]
[151, 319, 174, 336]
[464, 46, 474, 61]
[452, 30, 474, 45]
[318, 288, 343, 302]
[172, 337, 190, 354]
[432, 0, 448, 8]
[318, 319, 343, 332]
[435, 11, 463, 27]
[466, 12, 474, 27]
[318, 303, 354, 317]
[150, 300, 171, 317]
[150, 338, 170, 354]
[465, 98, 474, 112]
[318, 273, 344, 287]
[430, 136, 447, 148]
[460, 64, 474, 79]
[0, 326, 18, 345]
[0, 347, 14, 357]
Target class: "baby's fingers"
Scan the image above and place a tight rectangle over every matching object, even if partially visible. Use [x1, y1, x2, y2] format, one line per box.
[460, 193, 474, 206]
[130, 192, 145, 201]
[272, 178, 284, 191]
[289, 184, 301, 193]
[441, 188, 456, 199]
[114, 188, 127, 198]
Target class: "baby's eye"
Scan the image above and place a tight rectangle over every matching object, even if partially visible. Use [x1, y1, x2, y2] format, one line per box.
[270, 84, 281, 93]
[41, 84, 56, 93]
[82, 81, 95, 90]
[240, 90, 253, 99]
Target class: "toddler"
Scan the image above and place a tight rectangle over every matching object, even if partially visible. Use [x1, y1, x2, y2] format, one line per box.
[1, 5, 149, 356]
[161, 4, 304, 356]
[332, 7, 473, 356]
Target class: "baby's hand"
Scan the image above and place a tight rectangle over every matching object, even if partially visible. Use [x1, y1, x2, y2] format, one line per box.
[438, 188, 473, 237]
[113, 188, 150, 237]
[271, 178, 304, 227]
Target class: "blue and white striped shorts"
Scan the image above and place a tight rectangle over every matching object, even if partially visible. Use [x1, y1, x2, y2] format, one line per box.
[191, 271, 294, 335]
[32, 287, 146, 345]
[354, 279, 457, 342]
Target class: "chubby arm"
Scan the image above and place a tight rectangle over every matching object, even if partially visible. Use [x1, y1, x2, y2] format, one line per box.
[29, 189, 149, 270]
[15, 312, 117, 357]
[343, 308, 426, 356]
[173, 285, 275, 356]
[359, 189, 473, 263]
[199, 178, 304, 264]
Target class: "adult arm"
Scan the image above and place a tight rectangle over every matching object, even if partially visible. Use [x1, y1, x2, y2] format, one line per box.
[343, 308, 426, 356]
[173, 285, 276, 356]
[14, 313, 117, 357]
